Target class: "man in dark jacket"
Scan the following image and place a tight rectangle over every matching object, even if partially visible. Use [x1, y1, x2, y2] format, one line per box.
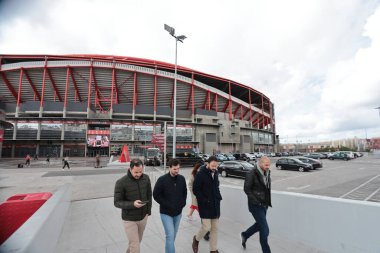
[153, 158, 187, 253]
[241, 156, 272, 253]
[114, 159, 152, 253]
[192, 156, 222, 253]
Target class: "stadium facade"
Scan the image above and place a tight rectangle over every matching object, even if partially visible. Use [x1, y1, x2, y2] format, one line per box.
[0, 54, 276, 158]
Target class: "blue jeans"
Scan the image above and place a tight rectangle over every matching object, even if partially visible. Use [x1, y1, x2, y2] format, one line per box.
[242, 204, 271, 253]
[160, 213, 182, 253]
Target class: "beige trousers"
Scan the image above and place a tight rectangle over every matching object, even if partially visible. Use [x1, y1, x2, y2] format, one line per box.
[195, 218, 219, 251]
[123, 215, 148, 253]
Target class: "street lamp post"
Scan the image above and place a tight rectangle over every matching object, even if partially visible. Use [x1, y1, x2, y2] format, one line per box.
[164, 24, 187, 158]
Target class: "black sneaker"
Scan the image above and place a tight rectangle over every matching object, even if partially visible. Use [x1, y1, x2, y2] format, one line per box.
[240, 232, 247, 249]
[204, 231, 210, 241]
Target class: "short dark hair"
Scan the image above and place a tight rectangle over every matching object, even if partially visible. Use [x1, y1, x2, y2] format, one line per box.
[130, 158, 143, 169]
[168, 158, 181, 168]
[207, 156, 218, 163]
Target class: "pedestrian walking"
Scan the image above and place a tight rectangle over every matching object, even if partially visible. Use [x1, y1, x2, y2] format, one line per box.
[25, 154, 31, 167]
[46, 154, 50, 165]
[114, 159, 152, 253]
[33, 153, 38, 160]
[192, 156, 222, 253]
[95, 154, 101, 168]
[153, 158, 187, 253]
[62, 156, 70, 170]
[240, 156, 272, 253]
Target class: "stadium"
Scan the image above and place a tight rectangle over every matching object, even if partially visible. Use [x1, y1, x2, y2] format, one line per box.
[0, 54, 276, 158]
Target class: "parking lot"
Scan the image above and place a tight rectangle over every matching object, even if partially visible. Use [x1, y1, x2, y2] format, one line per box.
[1, 154, 380, 204]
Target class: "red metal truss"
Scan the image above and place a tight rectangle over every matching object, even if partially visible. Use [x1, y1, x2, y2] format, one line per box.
[17, 69, 23, 106]
[202, 91, 209, 109]
[133, 71, 137, 112]
[64, 68, 70, 108]
[69, 68, 82, 102]
[46, 69, 63, 102]
[23, 69, 41, 101]
[110, 65, 116, 110]
[222, 100, 229, 112]
[210, 93, 217, 111]
[242, 107, 250, 119]
[154, 68, 157, 113]
[0, 72, 19, 102]
[228, 82, 232, 120]
[87, 64, 93, 109]
[233, 104, 241, 118]
[91, 67, 104, 111]
[39, 63, 47, 107]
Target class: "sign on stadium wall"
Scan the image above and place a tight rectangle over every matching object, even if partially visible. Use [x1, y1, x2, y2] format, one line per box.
[0, 130, 3, 143]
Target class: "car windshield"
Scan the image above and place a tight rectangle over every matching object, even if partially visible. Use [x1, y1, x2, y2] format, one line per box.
[240, 161, 254, 169]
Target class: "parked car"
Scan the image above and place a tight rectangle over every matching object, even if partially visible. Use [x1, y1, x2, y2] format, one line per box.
[269, 152, 276, 157]
[218, 161, 255, 178]
[201, 154, 210, 162]
[297, 157, 323, 169]
[328, 152, 351, 161]
[216, 153, 228, 162]
[304, 153, 324, 159]
[244, 153, 256, 162]
[223, 153, 236, 161]
[275, 152, 282, 157]
[275, 158, 312, 172]
[281, 152, 289, 156]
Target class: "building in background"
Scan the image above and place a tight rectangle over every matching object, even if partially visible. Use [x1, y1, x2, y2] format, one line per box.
[0, 55, 276, 157]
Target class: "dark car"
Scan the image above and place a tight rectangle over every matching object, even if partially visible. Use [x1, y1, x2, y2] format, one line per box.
[328, 152, 351, 161]
[275, 152, 282, 157]
[166, 152, 204, 167]
[233, 153, 255, 162]
[297, 157, 323, 169]
[275, 158, 312, 172]
[218, 161, 255, 178]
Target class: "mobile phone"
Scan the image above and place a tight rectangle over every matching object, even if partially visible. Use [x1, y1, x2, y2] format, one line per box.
[139, 200, 149, 205]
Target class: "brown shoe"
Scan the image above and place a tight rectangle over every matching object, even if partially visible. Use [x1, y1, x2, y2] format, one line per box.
[192, 236, 199, 253]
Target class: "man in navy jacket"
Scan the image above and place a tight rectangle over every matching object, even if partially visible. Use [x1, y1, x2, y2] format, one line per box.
[192, 156, 222, 253]
[153, 159, 187, 253]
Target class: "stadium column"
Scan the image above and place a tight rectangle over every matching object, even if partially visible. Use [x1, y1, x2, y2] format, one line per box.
[154, 66, 157, 121]
[87, 60, 94, 118]
[249, 90, 252, 128]
[63, 67, 70, 118]
[16, 68, 24, 117]
[228, 82, 232, 121]
[261, 95, 264, 130]
[110, 63, 116, 118]
[39, 57, 48, 118]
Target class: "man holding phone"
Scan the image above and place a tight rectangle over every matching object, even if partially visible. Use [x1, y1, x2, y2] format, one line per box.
[114, 158, 152, 253]
[153, 158, 187, 253]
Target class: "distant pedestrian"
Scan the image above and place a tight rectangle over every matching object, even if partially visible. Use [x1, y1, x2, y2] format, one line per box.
[33, 153, 38, 160]
[95, 154, 101, 168]
[62, 156, 70, 170]
[153, 159, 187, 253]
[46, 154, 50, 165]
[114, 159, 152, 253]
[25, 154, 31, 167]
[240, 156, 272, 253]
[192, 156, 222, 253]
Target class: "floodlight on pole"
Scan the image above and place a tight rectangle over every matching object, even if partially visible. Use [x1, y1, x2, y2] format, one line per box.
[164, 24, 187, 158]
[375, 107, 380, 118]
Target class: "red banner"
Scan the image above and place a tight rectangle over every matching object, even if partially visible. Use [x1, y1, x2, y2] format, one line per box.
[0, 130, 3, 143]
[87, 130, 110, 135]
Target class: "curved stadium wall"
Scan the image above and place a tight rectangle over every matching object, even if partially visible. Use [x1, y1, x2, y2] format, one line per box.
[0, 55, 276, 158]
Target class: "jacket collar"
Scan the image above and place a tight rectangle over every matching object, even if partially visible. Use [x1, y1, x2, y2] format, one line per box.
[254, 165, 267, 186]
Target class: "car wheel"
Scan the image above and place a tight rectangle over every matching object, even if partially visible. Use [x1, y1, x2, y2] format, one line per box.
[221, 170, 227, 177]
[299, 167, 305, 172]
[277, 165, 282, 170]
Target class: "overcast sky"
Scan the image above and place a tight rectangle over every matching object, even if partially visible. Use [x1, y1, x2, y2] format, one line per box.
[1, 0, 380, 143]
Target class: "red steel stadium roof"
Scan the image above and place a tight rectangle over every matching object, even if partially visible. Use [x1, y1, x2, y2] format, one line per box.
[0, 54, 274, 129]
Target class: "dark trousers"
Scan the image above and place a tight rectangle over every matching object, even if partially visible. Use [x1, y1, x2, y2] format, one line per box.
[242, 203, 271, 253]
[63, 161, 70, 169]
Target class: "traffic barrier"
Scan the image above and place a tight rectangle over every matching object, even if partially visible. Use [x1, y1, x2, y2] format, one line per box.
[0, 192, 52, 245]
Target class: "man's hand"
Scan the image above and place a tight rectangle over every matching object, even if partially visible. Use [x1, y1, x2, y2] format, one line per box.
[134, 200, 146, 208]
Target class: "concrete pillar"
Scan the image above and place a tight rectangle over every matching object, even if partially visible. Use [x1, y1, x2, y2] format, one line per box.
[37, 122, 41, 140]
[60, 143, 64, 157]
[15, 106, 20, 118]
[39, 107, 43, 118]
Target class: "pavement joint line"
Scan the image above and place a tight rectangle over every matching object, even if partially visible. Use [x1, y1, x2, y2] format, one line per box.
[339, 174, 380, 198]
[364, 185, 380, 201]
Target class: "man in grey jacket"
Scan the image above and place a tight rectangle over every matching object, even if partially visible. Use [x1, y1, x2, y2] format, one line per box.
[241, 156, 272, 253]
[114, 159, 152, 253]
